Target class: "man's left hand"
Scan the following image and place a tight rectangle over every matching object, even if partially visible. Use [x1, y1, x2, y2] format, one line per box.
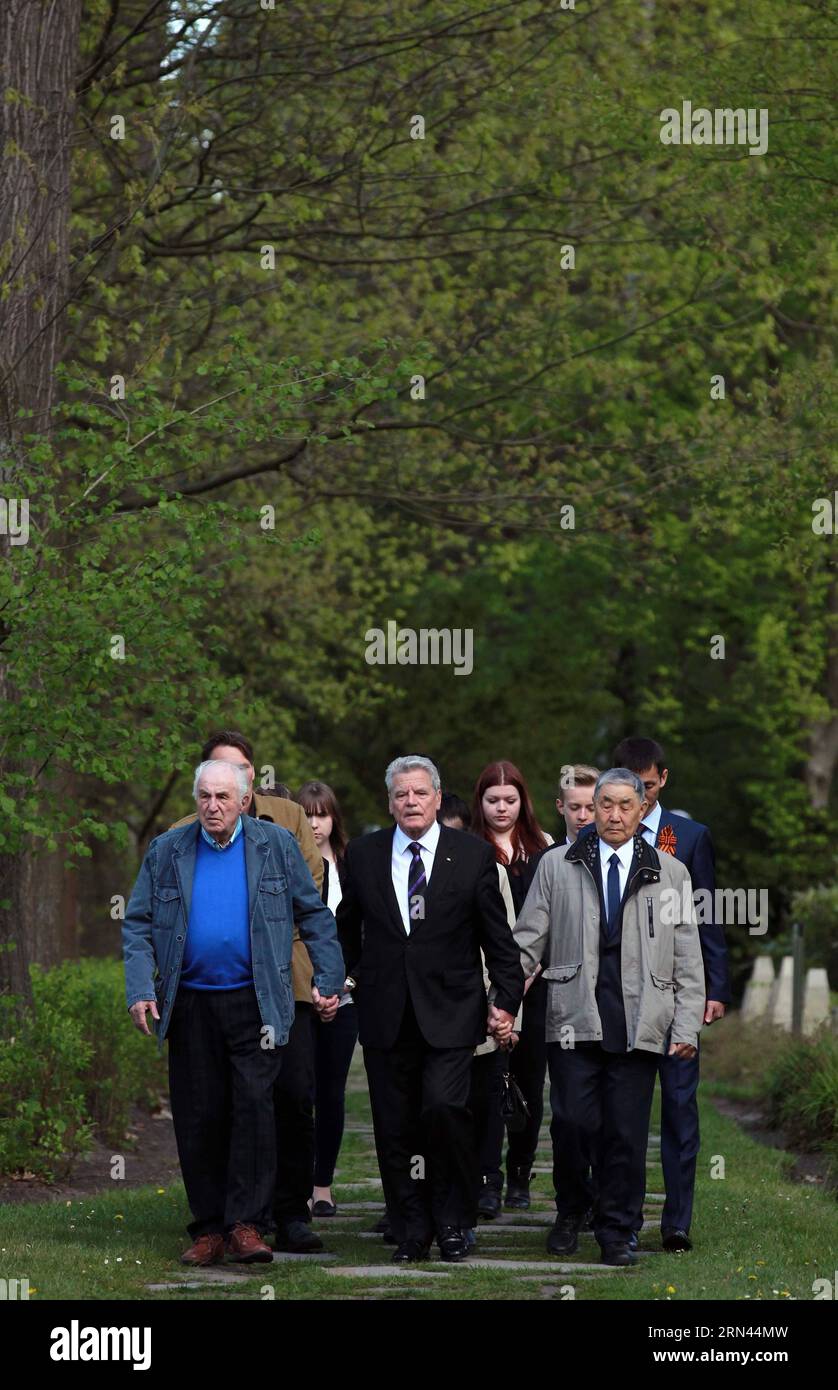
[668, 1041, 697, 1059]
[312, 987, 339, 1022]
[704, 999, 726, 1024]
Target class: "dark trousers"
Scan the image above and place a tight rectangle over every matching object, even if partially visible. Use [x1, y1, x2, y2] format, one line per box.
[363, 995, 477, 1245]
[470, 1049, 505, 1187]
[506, 975, 547, 1173]
[657, 1046, 701, 1233]
[313, 1001, 359, 1187]
[273, 1000, 315, 1228]
[548, 1041, 658, 1248]
[167, 985, 282, 1239]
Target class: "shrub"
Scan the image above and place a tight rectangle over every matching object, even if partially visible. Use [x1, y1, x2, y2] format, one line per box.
[30, 957, 166, 1144]
[763, 1029, 838, 1160]
[0, 996, 93, 1180]
[0, 957, 166, 1180]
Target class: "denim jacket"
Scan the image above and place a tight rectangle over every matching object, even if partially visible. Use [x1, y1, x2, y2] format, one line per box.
[123, 816, 346, 1050]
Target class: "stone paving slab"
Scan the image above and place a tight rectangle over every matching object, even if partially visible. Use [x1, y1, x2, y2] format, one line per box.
[271, 1251, 338, 1263]
[325, 1265, 451, 1279]
[330, 1200, 385, 1209]
[146, 1267, 253, 1290]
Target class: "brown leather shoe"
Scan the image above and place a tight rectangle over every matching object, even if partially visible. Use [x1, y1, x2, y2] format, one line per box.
[225, 1223, 273, 1263]
[181, 1233, 225, 1266]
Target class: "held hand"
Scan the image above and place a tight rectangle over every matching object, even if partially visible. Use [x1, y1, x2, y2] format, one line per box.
[488, 1004, 515, 1042]
[499, 1030, 520, 1051]
[704, 999, 726, 1025]
[129, 1000, 159, 1036]
[668, 1041, 697, 1060]
[312, 987, 339, 1023]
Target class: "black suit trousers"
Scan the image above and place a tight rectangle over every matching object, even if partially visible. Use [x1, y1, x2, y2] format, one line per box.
[363, 994, 477, 1244]
[272, 1001, 316, 1228]
[548, 1041, 658, 1247]
[506, 974, 548, 1172]
[167, 984, 283, 1239]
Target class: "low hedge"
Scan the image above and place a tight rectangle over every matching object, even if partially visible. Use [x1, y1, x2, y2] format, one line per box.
[703, 1012, 838, 1186]
[0, 957, 165, 1181]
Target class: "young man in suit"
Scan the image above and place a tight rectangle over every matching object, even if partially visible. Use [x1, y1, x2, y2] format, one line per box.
[336, 754, 524, 1263]
[612, 737, 731, 1251]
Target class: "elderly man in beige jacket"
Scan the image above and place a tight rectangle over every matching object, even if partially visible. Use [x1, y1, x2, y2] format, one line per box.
[514, 768, 705, 1267]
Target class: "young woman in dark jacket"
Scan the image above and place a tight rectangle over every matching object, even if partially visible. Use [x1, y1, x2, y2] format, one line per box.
[297, 780, 357, 1218]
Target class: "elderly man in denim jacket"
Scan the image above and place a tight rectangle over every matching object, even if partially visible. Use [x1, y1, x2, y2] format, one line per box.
[123, 759, 345, 1267]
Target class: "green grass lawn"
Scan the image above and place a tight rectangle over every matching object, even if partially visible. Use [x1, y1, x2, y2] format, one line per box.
[2, 1058, 835, 1302]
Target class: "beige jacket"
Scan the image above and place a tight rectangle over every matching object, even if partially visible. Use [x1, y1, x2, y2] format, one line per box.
[475, 864, 524, 1057]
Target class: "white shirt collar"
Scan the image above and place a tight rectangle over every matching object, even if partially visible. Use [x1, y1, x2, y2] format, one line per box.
[598, 834, 635, 873]
[393, 819, 441, 856]
[642, 801, 662, 837]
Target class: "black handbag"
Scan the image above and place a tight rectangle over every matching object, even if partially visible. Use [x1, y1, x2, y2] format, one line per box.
[500, 1061, 530, 1133]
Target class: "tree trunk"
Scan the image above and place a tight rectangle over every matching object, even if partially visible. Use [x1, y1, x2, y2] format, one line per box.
[0, 0, 82, 1002]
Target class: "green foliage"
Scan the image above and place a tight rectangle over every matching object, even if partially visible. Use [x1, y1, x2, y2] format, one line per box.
[764, 1030, 838, 1181]
[0, 959, 166, 1180]
[0, 997, 92, 1180]
[790, 884, 838, 982]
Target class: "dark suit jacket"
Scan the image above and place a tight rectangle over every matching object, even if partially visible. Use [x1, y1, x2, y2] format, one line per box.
[655, 807, 730, 1003]
[336, 824, 524, 1049]
[573, 808, 731, 1003]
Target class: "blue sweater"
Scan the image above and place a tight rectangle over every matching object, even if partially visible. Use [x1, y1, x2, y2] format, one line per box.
[180, 833, 252, 990]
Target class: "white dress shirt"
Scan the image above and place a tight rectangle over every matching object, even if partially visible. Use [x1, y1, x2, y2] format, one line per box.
[598, 834, 635, 902]
[640, 800, 661, 846]
[391, 819, 440, 934]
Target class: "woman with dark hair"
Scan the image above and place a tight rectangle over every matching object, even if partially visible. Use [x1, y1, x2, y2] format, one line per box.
[297, 780, 357, 1219]
[471, 761, 552, 1215]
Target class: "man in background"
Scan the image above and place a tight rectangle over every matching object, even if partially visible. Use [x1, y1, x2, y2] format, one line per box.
[556, 764, 599, 845]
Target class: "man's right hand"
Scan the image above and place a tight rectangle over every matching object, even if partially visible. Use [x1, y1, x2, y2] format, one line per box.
[129, 1000, 160, 1035]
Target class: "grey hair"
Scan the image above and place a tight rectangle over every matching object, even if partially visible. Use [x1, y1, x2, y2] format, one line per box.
[594, 767, 645, 802]
[385, 755, 441, 794]
[193, 759, 249, 802]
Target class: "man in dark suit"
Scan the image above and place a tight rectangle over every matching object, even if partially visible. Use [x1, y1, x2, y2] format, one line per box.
[337, 754, 524, 1263]
[613, 737, 731, 1252]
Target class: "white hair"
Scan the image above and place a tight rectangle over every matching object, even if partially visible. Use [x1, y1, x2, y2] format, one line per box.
[385, 755, 441, 794]
[594, 767, 645, 802]
[193, 759, 249, 802]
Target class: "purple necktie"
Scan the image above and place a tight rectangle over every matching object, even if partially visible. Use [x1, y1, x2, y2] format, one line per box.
[407, 841, 426, 925]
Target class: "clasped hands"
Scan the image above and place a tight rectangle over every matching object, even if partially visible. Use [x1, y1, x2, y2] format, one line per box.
[487, 1003, 516, 1049]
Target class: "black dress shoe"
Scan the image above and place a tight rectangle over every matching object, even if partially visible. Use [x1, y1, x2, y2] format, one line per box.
[661, 1227, 692, 1252]
[600, 1242, 638, 1267]
[311, 1200, 337, 1218]
[437, 1227, 469, 1262]
[274, 1220, 324, 1253]
[547, 1214, 582, 1257]
[476, 1178, 502, 1220]
[504, 1166, 532, 1210]
[392, 1240, 430, 1263]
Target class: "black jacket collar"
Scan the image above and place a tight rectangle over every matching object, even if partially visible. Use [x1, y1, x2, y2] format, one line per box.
[566, 830, 662, 895]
